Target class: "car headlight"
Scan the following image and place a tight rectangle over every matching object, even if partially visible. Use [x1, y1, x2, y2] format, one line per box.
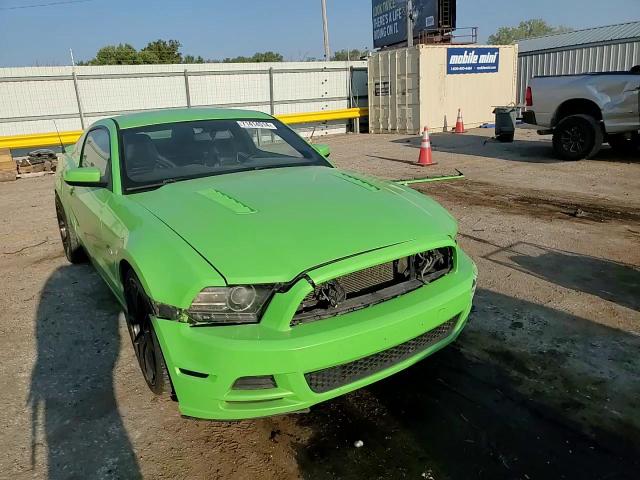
[187, 285, 274, 325]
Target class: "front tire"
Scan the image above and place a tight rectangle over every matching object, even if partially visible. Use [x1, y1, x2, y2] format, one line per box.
[552, 114, 603, 160]
[123, 270, 172, 396]
[55, 196, 86, 264]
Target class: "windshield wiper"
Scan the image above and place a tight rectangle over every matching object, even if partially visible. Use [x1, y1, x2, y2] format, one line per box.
[125, 177, 179, 193]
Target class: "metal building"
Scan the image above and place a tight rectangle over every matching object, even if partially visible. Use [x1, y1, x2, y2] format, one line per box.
[517, 21, 640, 102]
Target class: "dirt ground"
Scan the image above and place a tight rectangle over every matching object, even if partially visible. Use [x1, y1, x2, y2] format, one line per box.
[1, 127, 639, 480]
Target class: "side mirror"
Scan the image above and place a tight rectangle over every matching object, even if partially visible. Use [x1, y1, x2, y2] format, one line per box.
[63, 167, 105, 187]
[313, 143, 331, 157]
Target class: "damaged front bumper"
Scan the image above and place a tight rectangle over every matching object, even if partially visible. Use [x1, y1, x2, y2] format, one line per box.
[152, 243, 477, 420]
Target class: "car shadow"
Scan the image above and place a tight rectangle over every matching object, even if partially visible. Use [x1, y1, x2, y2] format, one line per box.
[295, 289, 640, 479]
[465, 234, 640, 311]
[28, 264, 141, 479]
[390, 130, 639, 164]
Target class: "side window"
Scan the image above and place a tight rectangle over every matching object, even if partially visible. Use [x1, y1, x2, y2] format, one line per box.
[81, 128, 111, 185]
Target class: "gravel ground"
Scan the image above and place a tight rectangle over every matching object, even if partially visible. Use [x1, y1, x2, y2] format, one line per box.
[1, 127, 638, 480]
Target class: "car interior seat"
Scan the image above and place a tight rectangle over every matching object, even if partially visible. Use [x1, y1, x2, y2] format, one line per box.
[124, 134, 167, 178]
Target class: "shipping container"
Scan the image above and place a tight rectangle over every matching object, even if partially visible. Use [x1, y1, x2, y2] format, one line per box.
[368, 44, 518, 134]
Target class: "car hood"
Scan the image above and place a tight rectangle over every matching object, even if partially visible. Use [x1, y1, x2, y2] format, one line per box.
[130, 166, 456, 284]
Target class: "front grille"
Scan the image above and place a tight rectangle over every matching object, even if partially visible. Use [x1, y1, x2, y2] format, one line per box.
[305, 316, 459, 393]
[292, 247, 454, 326]
[336, 262, 396, 295]
[297, 261, 399, 313]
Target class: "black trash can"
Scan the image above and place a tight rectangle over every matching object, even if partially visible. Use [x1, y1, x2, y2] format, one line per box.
[493, 106, 517, 142]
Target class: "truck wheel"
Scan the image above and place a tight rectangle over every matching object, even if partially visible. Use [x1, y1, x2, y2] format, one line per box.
[497, 132, 514, 143]
[552, 114, 603, 160]
[608, 133, 640, 155]
[55, 196, 86, 264]
[124, 270, 172, 397]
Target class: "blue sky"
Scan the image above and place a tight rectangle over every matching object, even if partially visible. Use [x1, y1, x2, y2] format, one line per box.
[0, 0, 638, 66]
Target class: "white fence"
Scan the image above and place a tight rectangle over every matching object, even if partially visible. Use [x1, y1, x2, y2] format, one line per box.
[0, 61, 368, 137]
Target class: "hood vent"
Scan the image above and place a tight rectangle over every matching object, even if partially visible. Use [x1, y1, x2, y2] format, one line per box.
[198, 188, 256, 214]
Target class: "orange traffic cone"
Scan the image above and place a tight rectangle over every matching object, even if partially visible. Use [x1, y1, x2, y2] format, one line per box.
[454, 108, 466, 133]
[417, 127, 436, 166]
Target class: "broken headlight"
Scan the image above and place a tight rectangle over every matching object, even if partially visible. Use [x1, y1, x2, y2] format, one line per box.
[187, 285, 274, 325]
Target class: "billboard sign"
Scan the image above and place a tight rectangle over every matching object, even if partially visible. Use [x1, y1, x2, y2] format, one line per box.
[372, 0, 439, 49]
[447, 48, 500, 74]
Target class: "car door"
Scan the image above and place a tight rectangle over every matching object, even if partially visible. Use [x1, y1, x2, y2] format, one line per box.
[600, 73, 640, 132]
[67, 127, 114, 273]
[619, 72, 640, 130]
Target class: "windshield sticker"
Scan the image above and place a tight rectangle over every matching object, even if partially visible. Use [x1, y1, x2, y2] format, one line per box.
[237, 121, 277, 130]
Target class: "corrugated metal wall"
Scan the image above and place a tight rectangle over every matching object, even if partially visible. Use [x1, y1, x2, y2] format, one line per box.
[0, 61, 368, 137]
[517, 40, 640, 103]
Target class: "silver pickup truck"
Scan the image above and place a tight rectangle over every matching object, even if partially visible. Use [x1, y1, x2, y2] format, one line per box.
[523, 68, 640, 160]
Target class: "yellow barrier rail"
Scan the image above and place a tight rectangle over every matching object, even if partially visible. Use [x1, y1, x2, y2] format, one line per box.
[0, 107, 369, 150]
[277, 107, 368, 125]
[0, 130, 83, 150]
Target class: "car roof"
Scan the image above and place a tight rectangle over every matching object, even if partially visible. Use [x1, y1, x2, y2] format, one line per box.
[111, 107, 273, 130]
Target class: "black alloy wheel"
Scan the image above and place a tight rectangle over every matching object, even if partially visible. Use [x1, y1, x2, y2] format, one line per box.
[552, 114, 603, 160]
[55, 196, 86, 263]
[123, 270, 171, 396]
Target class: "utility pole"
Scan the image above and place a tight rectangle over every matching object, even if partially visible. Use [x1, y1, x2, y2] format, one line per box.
[406, 0, 413, 47]
[321, 0, 331, 61]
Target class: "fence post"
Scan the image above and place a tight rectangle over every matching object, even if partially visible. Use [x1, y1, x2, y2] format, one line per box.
[71, 70, 85, 129]
[349, 66, 360, 134]
[268, 67, 275, 115]
[183, 69, 191, 108]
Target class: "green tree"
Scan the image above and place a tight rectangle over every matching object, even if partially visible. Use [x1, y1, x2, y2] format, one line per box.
[331, 49, 366, 61]
[137, 49, 160, 64]
[89, 43, 139, 65]
[85, 39, 192, 65]
[250, 51, 283, 62]
[140, 39, 183, 64]
[488, 19, 572, 45]
[222, 51, 283, 63]
[183, 55, 205, 64]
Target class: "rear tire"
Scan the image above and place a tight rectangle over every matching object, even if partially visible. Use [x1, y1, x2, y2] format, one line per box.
[552, 114, 603, 160]
[123, 270, 172, 397]
[55, 196, 86, 264]
[608, 133, 640, 155]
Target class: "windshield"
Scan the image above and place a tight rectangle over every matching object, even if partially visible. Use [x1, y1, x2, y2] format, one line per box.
[119, 118, 330, 192]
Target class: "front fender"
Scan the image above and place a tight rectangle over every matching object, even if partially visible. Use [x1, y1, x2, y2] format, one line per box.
[113, 197, 226, 309]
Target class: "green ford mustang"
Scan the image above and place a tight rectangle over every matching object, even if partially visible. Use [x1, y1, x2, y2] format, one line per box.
[54, 107, 477, 420]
